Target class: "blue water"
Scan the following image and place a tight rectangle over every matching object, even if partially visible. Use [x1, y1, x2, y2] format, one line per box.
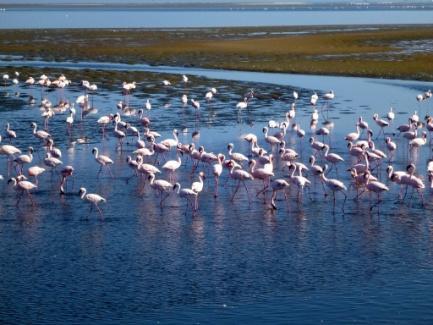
[0, 9, 433, 29]
[1, 61, 433, 322]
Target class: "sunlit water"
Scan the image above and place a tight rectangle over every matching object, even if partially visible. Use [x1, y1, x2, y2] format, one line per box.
[1, 9, 433, 29]
[1, 61, 433, 323]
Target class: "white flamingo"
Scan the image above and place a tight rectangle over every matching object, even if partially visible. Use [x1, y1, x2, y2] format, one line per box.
[78, 187, 106, 218]
[8, 176, 37, 205]
[92, 148, 114, 177]
[319, 164, 347, 209]
[148, 173, 175, 207]
[227, 160, 254, 203]
[162, 153, 182, 182]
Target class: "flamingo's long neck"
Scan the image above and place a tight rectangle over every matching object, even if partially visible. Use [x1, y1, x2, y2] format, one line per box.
[364, 153, 369, 170]
[250, 141, 255, 152]
[249, 160, 256, 174]
[324, 145, 330, 157]
[290, 165, 296, 178]
[310, 157, 316, 167]
[387, 167, 393, 179]
[80, 189, 86, 199]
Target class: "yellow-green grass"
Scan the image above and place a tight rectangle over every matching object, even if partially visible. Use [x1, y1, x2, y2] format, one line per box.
[0, 26, 433, 80]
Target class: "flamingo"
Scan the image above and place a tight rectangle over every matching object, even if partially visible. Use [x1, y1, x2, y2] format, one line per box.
[8, 176, 37, 205]
[27, 166, 45, 185]
[249, 159, 274, 197]
[44, 152, 63, 171]
[14, 146, 34, 174]
[160, 129, 179, 149]
[323, 90, 335, 100]
[46, 138, 62, 159]
[78, 187, 106, 218]
[345, 124, 361, 142]
[243, 133, 258, 145]
[148, 173, 175, 207]
[137, 109, 151, 127]
[5, 122, 17, 142]
[236, 98, 248, 109]
[148, 136, 169, 163]
[212, 154, 225, 197]
[309, 137, 326, 153]
[59, 166, 74, 194]
[227, 160, 254, 203]
[174, 183, 199, 212]
[205, 90, 213, 102]
[287, 164, 311, 201]
[92, 148, 114, 177]
[323, 144, 344, 173]
[2, 73, 9, 87]
[409, 131, 428, 149]
[310, 92, 318, 106]
[227, 143, 248, 164]
[138, 159, 161, 178]
[319, 164, 347, 209]
[387, 107, 395, 122]
[372, 113, 389, 138]
[145, 99, 152, 111]
[162, 153, 182, 182]
[359, 171, 389, 210]
[113, 116, 126, 148]
[0, 135, 21, 173]
[97, 114, 113, 137]
[288, 103, 296, 120]
[31, 122, 50, 141]
[192, 171, 205, 194]
[191, 99, 200, 111]
[66, 107, 75, 134]
[262, 127, 280, 149]
[269, 179, 290, 210]
[385, 137, 397, 160]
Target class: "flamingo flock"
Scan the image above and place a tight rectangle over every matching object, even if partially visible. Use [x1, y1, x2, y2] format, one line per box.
[1, 69, 433, 219]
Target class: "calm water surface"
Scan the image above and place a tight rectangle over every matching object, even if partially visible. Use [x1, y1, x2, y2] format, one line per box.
[0, 9, 433, 29]
[1, 62, 433, 323]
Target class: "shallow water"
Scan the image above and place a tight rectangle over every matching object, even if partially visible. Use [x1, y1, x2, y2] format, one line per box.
[1, 63, 433, 323]
[1, 9, 433, 29]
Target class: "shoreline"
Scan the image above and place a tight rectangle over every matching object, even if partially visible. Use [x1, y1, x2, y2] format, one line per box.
[0, 25, 432, 81]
